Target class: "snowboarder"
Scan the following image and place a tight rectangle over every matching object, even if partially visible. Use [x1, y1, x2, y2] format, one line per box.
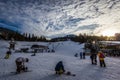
[98, 51, 106, 67]
[15, 57, 29, 73]
[9, 38, 16, 50]
[55, 61, 65, 75]
[4, 49, 11, 59]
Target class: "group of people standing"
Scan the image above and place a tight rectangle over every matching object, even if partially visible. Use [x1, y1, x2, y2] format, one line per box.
[74, 52, 86, 59]
[90, 47, 106, 67]
[74, 47, 106, 67]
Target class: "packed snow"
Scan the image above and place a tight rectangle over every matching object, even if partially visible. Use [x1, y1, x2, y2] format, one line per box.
[0, 40, 120, 80]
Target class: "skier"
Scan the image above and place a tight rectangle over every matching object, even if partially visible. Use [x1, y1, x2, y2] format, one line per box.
[4, 49, 11, 59]
[98, 51, 106, 67]
[15, 57, 29, 73]
[55, 61, 65, 75]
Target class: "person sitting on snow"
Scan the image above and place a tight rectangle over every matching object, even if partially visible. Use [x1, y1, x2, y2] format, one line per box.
[15, 57, 29, 73]
[55, 61, 65, 75]
[74, 53, 78, 57]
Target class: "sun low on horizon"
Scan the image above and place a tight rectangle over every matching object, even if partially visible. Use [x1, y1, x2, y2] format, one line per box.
[100, 29, 118, 37]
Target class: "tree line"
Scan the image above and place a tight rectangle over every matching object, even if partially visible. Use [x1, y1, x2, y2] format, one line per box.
[0, 28, 47, 41]
[0, 27, 119, 42]
[51, 34, 114, 43]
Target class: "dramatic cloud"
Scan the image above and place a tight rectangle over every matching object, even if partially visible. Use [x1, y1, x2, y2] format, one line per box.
[0, 0, 120, 38]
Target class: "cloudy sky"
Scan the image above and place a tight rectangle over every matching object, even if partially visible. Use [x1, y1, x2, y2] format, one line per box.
[0, 0, 120, 38]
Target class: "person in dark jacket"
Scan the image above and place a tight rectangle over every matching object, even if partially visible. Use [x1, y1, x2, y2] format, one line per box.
[90, 53, 97, 65]
[55, 61, 65, 75]
[83, 52, 86, 59]
[90, 47, 97, 65]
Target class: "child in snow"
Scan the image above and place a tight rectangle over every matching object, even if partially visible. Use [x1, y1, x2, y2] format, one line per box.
[55, 61, 65, 75]
[15, 57, 29, 73]
[98, 51, 106, 67]
[4, 49, 11, 59]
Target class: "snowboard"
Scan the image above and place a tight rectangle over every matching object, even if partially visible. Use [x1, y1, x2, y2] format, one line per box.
[55, 71, 76, 77]
[64, 72, 76, 77]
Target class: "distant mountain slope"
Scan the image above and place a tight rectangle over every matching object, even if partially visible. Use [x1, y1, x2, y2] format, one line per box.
[0, 27, 22, 40]
[0, 27, 18, 34]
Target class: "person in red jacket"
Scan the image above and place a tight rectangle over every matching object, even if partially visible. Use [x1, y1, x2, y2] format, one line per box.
[98, 51, 106, 67]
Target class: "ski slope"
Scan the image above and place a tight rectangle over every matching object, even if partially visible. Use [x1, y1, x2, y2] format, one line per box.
[0, 40, 120, 80]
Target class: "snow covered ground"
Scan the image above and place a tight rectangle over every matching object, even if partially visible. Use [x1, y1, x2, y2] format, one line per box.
[0, 40, 120, 80]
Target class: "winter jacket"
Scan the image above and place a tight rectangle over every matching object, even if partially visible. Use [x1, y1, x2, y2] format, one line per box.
[55, 61, 65, 72]
[90, 53, 97, 59]
[98, 53, 105, 60]
[15, 57, 26, 67]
